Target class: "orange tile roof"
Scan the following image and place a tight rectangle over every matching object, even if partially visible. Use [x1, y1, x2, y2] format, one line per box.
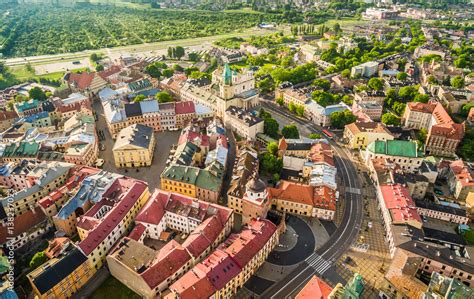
[268, 180, 314, 206]
[313, 186, 337, 212]
[407, 102, 437, 114]
[296, 275, 333, 299]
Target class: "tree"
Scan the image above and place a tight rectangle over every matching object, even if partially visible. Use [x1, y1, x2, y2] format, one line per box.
[264, 118, 279, 139]
[0, 61, 7, 74]
[189, 71, 209, 80]
[288, 102, 296, 113]
[15, 94, 28, 102]
[368, 77, 383, 91]
[396, 72, 408, 81]
[309, 133, 322, 139]
[29, 251, 48, 270]
[458, 128, 474, 161]
[451, 76, 465, 89]
[418, 128, 428, 143]
[333, 23, 341, 33]
[173, 64, 184, 72]
[188, 52, 200, 62]
[427, 75, 438, 85]
[398, 86, 418, 102]
[175, 46, 185, 60]
[90, 53, 101, 63]
[155, 91, 173, 103]
[330, 110, 356, 129]
[267, 142, 278, 156]
[29, 87, 47, 101]
[145, 62, 167, 78]
[162, 68, 174, 78]
[313, 78, 331, 91]
[282, 124, 299, 139]
[257, 77, 274, 93]
[95, 64, 104, 71]
[276, 97, 284, 106]
[463, 230, 474, 245]
[167, 47, 173, 58]
[461, 103, 474, 116]
[341, 69, 350, 78]
[312, 90, 336, 107]
[381, 113, 400, 126]
[133, 94, 146, 102]
[414, 93, 430, 103]
[295, 105, 305, 117]
[260, 152, 282, 175]
[392, 101, 406, 115]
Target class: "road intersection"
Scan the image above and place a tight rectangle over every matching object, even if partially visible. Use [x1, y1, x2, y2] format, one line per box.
[258, 101, 364, 298]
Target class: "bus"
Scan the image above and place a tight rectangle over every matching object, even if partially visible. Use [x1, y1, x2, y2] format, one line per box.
[322, 129, 334, 139]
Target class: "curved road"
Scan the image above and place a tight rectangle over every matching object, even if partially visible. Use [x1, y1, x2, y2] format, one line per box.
[259, 101, 364, 298]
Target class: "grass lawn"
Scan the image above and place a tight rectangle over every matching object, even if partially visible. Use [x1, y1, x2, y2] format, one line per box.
[9, 66, 65, 82]
[91, 276, 141, 299]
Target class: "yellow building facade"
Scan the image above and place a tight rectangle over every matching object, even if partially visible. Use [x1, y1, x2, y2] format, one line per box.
[112, 124, 156, 168]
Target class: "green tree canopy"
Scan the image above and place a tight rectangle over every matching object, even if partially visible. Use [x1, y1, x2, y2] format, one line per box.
[133, 94, 146, 102]
[396, 72, 408, 81]
[368, 77, 383, 91]
[282, 124, 299, 139]
[451, 76, 465, 89]
[313, 78, 331, 91]
[330, 110, 356, 129]
[381, 113, 400, 126]
[312, 90, 337, 107]
[264, 118, 279, 139]
[29, 251, 48, 270]
[28, 86, 47, 101]
[267, 142, 279, 156]
[155, 91, 173, 103]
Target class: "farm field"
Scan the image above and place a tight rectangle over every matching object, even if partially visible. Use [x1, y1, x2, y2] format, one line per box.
[0, 5, 286, 58]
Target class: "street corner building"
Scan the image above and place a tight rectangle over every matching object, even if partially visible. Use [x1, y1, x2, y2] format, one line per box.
[113, 123, 156, 168]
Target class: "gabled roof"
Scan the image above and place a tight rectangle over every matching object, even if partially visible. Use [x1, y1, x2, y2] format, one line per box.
[296, 275, 333, 299]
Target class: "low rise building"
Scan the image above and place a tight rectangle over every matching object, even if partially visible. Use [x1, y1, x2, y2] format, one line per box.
[447, 160, 474, 202]
[27, 247, 94, 299]
[77, 177, 150, 270]
[351, 61, 379, 78]
[344, 122, 394, 149]
[168, 218, 279, 299]
[224, 106, 264, 140]
[415, 200, 469, 225]
[112, 124, 156, 168]
[107, 190, 233, 298]
[364, 140, 423, 173]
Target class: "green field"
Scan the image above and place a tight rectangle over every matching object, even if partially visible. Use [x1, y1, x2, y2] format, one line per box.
[0, 5, 288, 58]
[91, 276, 140, 299]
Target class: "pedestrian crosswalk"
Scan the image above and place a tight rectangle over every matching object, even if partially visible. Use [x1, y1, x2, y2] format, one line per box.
[304, 253, 332, 274]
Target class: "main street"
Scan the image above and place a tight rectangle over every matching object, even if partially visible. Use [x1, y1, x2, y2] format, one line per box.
[258, 101, 364, 298]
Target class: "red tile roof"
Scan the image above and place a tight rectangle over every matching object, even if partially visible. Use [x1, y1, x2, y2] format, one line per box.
[134, 189, 167, 225]
[181, 215, 224, 259]
[296, 275, 333, 299]
[78, 178, 148, 255]
[197, 249, 240, 290]
[141, 240, 192, 289]
[380, 184, 422, 224]
[407, 102, 437, 114]
[178, 131, 210, 148]
[175, 101, 196, 115]
[67, 72, 96, 90]
[169, 267, 216, 299]
[450, 160, 474, 187]
[309, 142, 334, 167]
[0, 207, 46, 243]
[98, 65, 122, 81]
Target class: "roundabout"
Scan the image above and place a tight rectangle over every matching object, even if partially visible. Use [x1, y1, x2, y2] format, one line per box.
[267, 215, 315, 266]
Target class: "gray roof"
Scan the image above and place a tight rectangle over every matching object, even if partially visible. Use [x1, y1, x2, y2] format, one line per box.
[113, 124, 153, 151]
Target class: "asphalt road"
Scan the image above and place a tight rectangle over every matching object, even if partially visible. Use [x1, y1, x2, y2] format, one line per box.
[259, 101, 364, 298]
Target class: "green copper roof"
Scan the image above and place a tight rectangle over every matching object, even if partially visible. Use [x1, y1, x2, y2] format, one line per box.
[15, 99, 39, 112]
[367, 140, 419, 158]
[223, 63, 232, 85]
[161, 165, 199, 185]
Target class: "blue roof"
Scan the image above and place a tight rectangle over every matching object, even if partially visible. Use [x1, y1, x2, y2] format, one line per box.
[98, 88, 118, 102]
[323, 103, 349, 116]
[24, 111, 49, 123]
[139, 100, 160, 114]
[0, 289, 19, 299]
